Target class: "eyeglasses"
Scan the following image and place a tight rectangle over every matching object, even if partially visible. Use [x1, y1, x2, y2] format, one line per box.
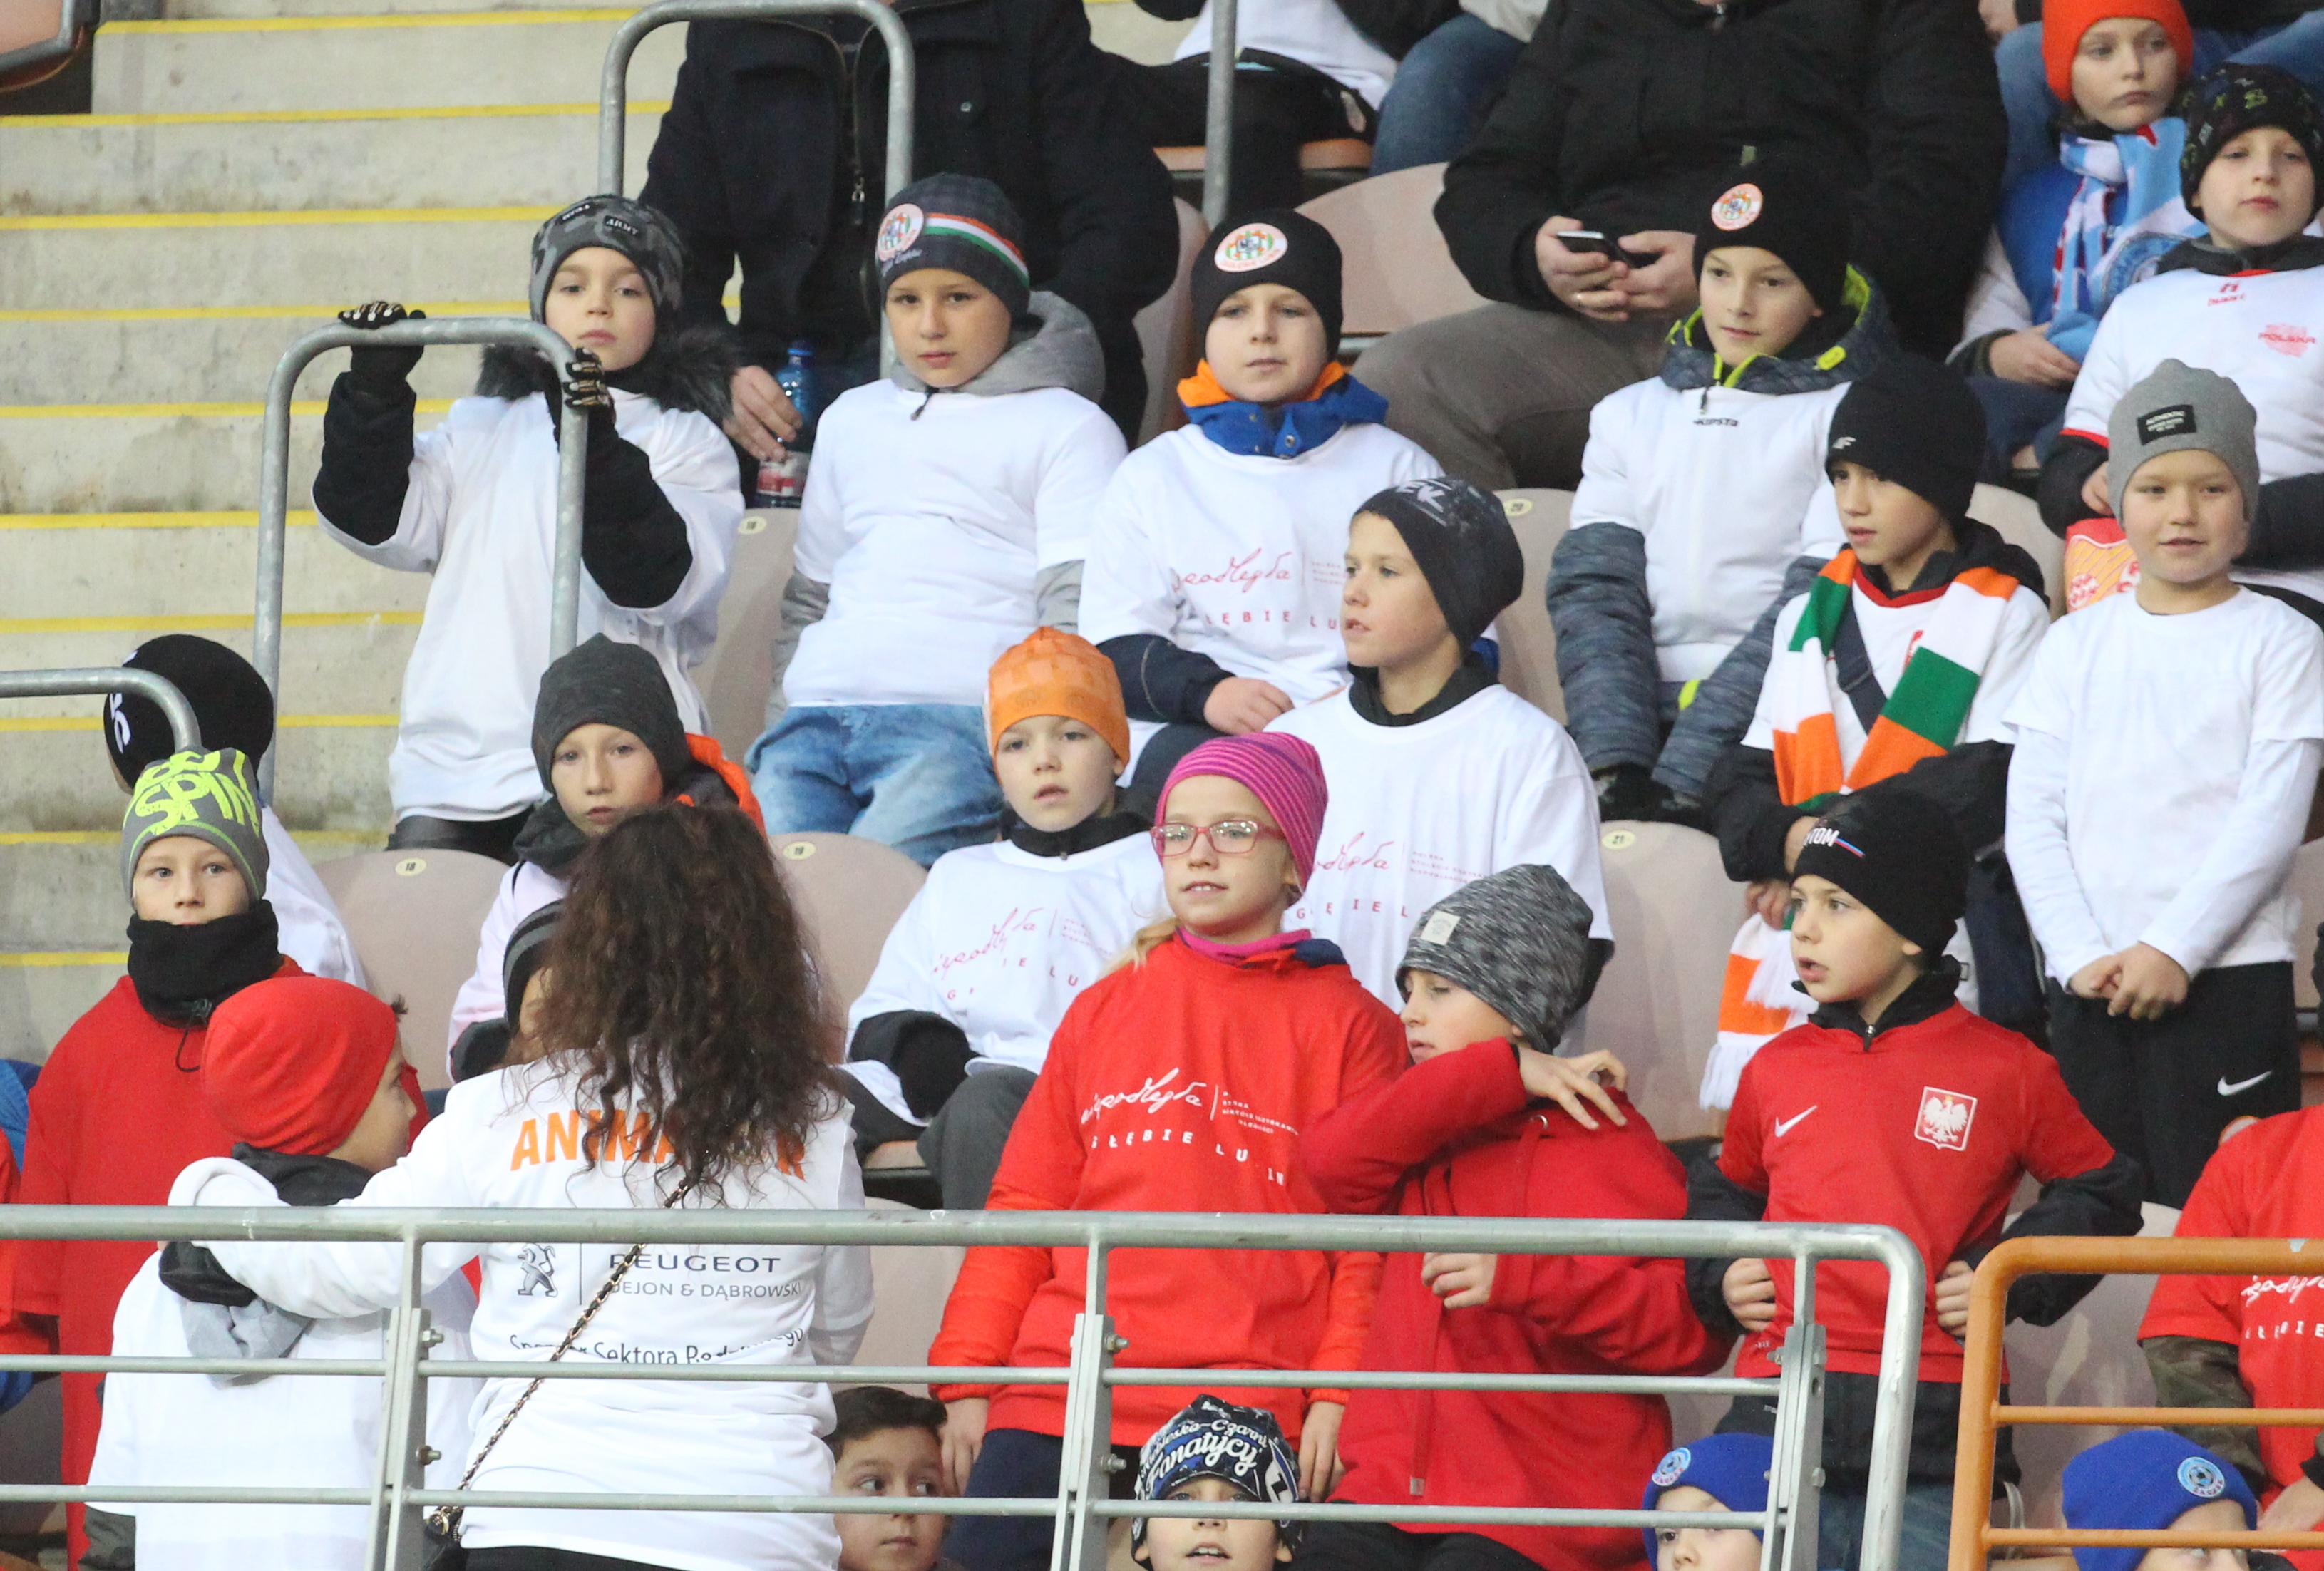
[1151, 819, 1285, 858]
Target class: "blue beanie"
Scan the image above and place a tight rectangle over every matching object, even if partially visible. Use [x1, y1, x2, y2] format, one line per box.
[1134, 1395, 1302, 1554]
[1640, 1433, 1775, 1565]
[2062, 1432, 2258, 1571]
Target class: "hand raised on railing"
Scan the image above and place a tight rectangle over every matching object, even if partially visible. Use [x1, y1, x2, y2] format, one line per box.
[337, 301, 427, 384]
[550, 349, 615, 444]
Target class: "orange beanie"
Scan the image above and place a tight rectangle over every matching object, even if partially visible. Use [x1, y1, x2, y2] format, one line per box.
[2044, 0, 2192, 102]
[986, 629, 1131, 766]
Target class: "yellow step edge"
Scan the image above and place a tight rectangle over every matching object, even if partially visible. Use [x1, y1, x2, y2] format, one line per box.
[0, 612, 418, 633]
[0, 205, 553, 232]
[0, 399, 453, 418]
[0, 511, 319, 530]
[106, 8, 637, 31]
[0, 100, 668, 129]
[0, 828, 375, 845]
[0, 714, 399, 733]
[0, 952, 125, 968]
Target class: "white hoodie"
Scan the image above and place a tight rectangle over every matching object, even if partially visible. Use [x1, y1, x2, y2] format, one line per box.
[262, 806, 366, 987]
[444, 860, 566, 1069]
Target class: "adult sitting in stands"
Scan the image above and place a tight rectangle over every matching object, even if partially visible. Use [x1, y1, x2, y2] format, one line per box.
[1357, 0, 2007, 490]
[639, 0, 1180, 449]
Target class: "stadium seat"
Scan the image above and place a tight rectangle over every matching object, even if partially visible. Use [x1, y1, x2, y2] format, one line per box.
[1132, 199, 1210, 447]
[1973, 483, 2065, 617]
[1580, 823, 1742, 1144]
[1156, 138, 1374, 210]
[1298, 164, 1486, 347]
[857, 1196, 965, 1389]
[314, 848, 510, 1093]
[770, 833, 927, 1018]
[699, 508, 797, 762]
[1495, 490, 1572, 722]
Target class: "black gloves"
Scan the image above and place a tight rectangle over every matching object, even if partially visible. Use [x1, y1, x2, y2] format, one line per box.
[548, 348, 615, 443]
[1595, 764, 1661, 824]
[338, 301, 426, 385]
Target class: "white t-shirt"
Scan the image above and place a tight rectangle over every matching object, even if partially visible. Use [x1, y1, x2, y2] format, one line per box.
[261, 806, 366, 988]
[1267, 684, 1610, 1008]
[785, 379, 1126, 710]
[199, 1061, 873, 1571]
[2005, 589, 2324, 979]
[843, 833, 1166, 1124]
[1173, 0, 1399, 108]
[445, 860, 567, 1071]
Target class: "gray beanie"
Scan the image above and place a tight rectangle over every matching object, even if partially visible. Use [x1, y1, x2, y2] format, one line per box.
[121, 748, 270, 902]
[528, 195, 687, 325]
[2108, 359, 2261, 522]
[530, 635, 691, 790]
[1397, 865, 1597, 1049]
[1357, 477, 1526, 648]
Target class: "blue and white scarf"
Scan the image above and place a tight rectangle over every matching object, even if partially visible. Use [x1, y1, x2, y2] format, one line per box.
[2048, 117, 2200, 360]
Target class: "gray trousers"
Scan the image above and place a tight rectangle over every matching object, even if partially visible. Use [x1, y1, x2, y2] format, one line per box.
[1358, 303, 1670, 490]
[918, 1068, 1039, 1210]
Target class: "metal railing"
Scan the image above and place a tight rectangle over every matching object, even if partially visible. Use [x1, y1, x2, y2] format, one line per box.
[252, 318, 585, 799]
[1949, 1235, 2324, 1570]
[1203, 0, 1236, 226]
[0, 0, 96, 83]
[0, 668, 199, 755]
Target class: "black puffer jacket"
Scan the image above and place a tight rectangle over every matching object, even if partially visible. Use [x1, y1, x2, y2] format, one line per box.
[1434, 0, 2005, 359]
[637, 0, 1178, 434]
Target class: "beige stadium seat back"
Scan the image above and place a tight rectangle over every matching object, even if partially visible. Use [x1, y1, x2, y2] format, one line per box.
[1133, 199, 1210, 446]
[1973, 484, 2064, 617]
[316, 848, 510, 1093]
[699, 508, 799, 762]
[1496, 490, 1573, 721]
[1298, 164, 1486, 342]
[771, 833, 927, 1014]
[856, 1197, 966, 1394]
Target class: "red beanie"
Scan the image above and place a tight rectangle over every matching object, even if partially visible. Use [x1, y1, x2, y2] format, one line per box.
[203, 977, 403, 1158]
[2044, 0, 2193, 101]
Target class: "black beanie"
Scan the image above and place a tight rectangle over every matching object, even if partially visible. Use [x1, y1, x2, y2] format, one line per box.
[1191, 210, 1345, 351]
[107, 635, 273, 783]
[1825, 356, 1985, 521]
[1358, 477, 1525, 647]
[530, 635, 691, 791]
[1693, 156, 1852, 312]
[2181, 63, 2324, 213]
[873, 173, 1032, 321]
[1790, 783, 1969, 957]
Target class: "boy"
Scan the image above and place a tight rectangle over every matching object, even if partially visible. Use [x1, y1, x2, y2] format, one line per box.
[84, 976, 466, 1570]
[1133, 1395, 1302, 1571]
[1707, 357, 2052, 1100]
[1642, 1434, 1779, 1571]
[1267, 477, 1610, 1008]
[2060, 1433, 2265, 1571]
[841, 629, 1163, 1207]
[1302, 867, 1730, 1571]
[1690, 784, 2143, 1571]
[1551, 158, 1897, 823]
[315, 195, 744, 860]
[750, 173, 1128, 866]
[103, 634, 364, 986]
[2007, 361, 2324, 1207]
[830, 1386, 957, 1571]
[1082, 210, 1441, 793]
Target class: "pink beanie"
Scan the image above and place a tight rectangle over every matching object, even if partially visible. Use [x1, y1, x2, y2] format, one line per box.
[1158, 733, 1329, 886]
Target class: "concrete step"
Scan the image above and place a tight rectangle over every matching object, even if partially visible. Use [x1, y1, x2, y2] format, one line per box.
[0, 618, 414, 714]
[0, 405, 340, 512]
[1, 830, 378, 949]
[0, 960, 127, 1061]
[0, 718, 396, 832]
[0, 520, 430, 619]
[0, 318, 490, 406]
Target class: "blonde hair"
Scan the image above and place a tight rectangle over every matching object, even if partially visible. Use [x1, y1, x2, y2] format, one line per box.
[1120, 913, 1184, 970]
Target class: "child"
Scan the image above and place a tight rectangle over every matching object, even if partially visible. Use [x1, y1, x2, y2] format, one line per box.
[2040, 64, 2324, 617]
[1708, 357, 2052, 1101]
[841, 630, 1163, 1208]
[1082, 210, 1442, 794]
[2007, 361, 2324, 1206]
[1689, 784, 2143, 1571]
[445, 633, 758, 1068]
[84, 977, 468, 1570]
[750, 173, 1128, 867]
[1642, 1435, 1779, 1571]
[1550, 158, 1897, 823]
[831, 1386, 959, 1571]
[1954, 0, 2199, 485]
[448, 900, 560, 1084]
[1301, 867, 1732, 1571]
[103, 634, 365, 986]
[1133, 1396, 1302, 1571]
[1269, 477, 1610, 1009]
[927, 733, 1405, 1571]
[2060, 1433, 2264, 1571]
[314, 195, 744, 860]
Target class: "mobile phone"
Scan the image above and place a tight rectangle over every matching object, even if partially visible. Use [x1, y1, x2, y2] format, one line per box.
[1561, 230, 1657, 269]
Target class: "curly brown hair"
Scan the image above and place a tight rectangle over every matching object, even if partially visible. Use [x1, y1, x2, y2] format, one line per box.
[530, 804, 840, 1194]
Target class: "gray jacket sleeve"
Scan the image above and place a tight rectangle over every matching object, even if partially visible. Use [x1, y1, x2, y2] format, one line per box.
[1545, 522, 1664, 774]
[761, 570, 831, 733]
[1654, 553, 1829, 803]
[1035, 560, 1083, 633]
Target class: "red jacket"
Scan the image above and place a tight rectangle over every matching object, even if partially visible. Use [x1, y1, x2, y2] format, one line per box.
[1304, 1044, 1731, 1571]
[929, 934, 1406, 1446]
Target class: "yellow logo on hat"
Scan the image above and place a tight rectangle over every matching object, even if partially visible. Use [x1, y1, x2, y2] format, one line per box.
[129, 750, 260, 838]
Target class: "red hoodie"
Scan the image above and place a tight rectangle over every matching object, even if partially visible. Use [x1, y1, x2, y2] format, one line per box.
[928, 933, 1406, 1446]
[1304, 1043, 1732, 1571]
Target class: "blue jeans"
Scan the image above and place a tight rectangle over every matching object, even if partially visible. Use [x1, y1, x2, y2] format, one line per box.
[1816, 1480, 1958, 1571]
[2000, 15, 2324, 185]
[1370, 13, 1528, 173]
[1968, 374, 2069, 480]
[748, 703, 1002, 867]
[947, 1428, 1141, 1571]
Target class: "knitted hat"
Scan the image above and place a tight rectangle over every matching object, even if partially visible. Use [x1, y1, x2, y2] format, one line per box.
[1191, 210, 1345, 351]
[528, 195, 687, 324]
[1133, 1395, 1302, 1555]
[987, 629, 1132, 767]
[106, 635, 269, 783]
[530, 634, 691, 792]
[121, 749, 269, 902]
[1693, 157, 1852, 312]
[1826, 356, 1986, 522]
[873, 173, 1032, 322]
[2045, 0, 2193, 102]
[2062, 1431, 2258, 1571]
[1638, 1434, 1776, 1565]
[1790, 783, 1970, 957]
[2181, 63, 2324, 212]
[1159, 733, 1330, 890]
[203, 977, 400, 1157]
[1357, 478, 1526, 648]
[2107, 357, 2261, 522]
[1397, 865, 1598, 1049]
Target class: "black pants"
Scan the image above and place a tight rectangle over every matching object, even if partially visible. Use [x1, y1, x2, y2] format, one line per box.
[949, 1427, 1143, 1571]
[466, 1550, 659, 1570]
[388, 810, 529, 865]
[843, 1066, 1039, 1209]
[1113, 55, 1367, 212]
[2045, 960, 2300, 1207]
[1293, 1521, 1548, 1571]
[1129, 721, 1227, 798]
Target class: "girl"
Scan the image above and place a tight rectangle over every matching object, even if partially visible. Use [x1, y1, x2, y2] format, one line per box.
[927, 732, 1406, 1571]
[200, 806, 873, 1571]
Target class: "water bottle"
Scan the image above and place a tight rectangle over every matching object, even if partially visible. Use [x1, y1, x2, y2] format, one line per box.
[755, 340, 820, 509]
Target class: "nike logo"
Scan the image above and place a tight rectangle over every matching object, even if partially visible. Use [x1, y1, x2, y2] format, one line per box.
[1774, 1106, 1818, 1138]
[2218, 1072, 2273, 1098]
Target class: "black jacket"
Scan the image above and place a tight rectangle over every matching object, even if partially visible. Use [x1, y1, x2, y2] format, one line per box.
[1434, 0, 2005, 358]
[637, 0, 1178, 428]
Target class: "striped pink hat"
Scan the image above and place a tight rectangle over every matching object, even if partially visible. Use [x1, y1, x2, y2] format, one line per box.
[1158, 733, 1329, 886]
